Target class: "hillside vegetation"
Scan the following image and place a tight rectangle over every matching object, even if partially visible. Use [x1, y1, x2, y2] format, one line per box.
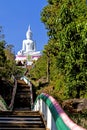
[28, 0, 87, 128]
[29, 0, 87, 100]
[0, 0, 87, 128]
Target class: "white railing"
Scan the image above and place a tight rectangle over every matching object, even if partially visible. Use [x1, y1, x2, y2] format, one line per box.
[8, 77, 17, 110]
[34, 98, 57, 130]
[33, 93, 86, 130]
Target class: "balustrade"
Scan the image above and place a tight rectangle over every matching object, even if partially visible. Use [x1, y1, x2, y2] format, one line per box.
[33, 93, 86, 130]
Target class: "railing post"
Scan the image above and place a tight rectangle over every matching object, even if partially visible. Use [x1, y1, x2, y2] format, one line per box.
[8, 78, 17, 110]
[47, 106, 52, 130]
[39, 99, 42, 113]
[29, 82, 33, 110]
[34, 99, 40, 111]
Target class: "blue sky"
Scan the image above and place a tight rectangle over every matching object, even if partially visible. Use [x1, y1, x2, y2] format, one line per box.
[0, 0, 48, 54]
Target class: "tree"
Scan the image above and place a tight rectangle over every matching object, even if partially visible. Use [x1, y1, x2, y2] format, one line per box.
[0, 41, 7, 79]
[4, 44, 16, 78]
[41, 0, 87, 98]
[0, 41, 6, 66]
[0, 26, 6, 66]
[0, 26, 4, 41]
[30, 54, 47, 80]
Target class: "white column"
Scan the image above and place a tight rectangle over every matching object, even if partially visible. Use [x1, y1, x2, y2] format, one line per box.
[47, 106, 52, 130]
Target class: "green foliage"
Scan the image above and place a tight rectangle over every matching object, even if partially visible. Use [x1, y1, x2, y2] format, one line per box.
[4, 45, 25, 78]
[40, 0, 87, 98]
[0, 26, 5, 40]
[30, 54, 47, 80]
[57, 0, 87, 98]
[0, 41, 7, 78]
[0, 41, 6, 67]
[14, 66, 26, 78]
[0, 26, 25, 79]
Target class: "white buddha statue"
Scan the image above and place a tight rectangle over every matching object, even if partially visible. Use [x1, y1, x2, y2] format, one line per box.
[17, 26, 36, 55]
[16, 25, 41, 65]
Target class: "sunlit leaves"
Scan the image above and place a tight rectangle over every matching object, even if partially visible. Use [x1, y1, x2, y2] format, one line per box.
[41, 0, 87, 98]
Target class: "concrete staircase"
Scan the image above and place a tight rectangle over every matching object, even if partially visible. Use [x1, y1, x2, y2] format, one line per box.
[0, 80, 46, 130]
[13, 80, 31, 110]
[0, 111, 46, 130]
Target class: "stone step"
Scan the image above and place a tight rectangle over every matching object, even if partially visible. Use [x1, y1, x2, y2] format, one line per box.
[17, 86, 30, 90]
[15, 94, 31, 98]
[0, 123, 45, 128]
[0, 120, 43, 124]
[13, 107, 31, 111]
[17, 89, 30, 93]
[0, 111, 40, 116]
[0, 117, 41, 121]
[13, 103, 31, 109]
[18, 84, 30, 89]
[1, 127, 46, 130]
[0, 111, 46, 129]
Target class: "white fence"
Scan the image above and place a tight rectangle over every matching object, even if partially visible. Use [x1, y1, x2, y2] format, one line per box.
[33, 93, 86, 130]
[34, 98, 57, 130]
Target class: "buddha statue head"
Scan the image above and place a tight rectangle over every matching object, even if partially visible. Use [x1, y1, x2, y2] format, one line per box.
[26, 25, 32, 40]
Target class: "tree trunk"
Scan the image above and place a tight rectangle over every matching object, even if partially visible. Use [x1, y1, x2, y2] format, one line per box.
[47, 54, 50, 83]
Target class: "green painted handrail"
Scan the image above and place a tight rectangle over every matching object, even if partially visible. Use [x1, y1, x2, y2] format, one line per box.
[34, 93, 86, 130]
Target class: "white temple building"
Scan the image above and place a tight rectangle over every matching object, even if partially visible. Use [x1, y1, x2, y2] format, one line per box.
[15, 25, 41, 65]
